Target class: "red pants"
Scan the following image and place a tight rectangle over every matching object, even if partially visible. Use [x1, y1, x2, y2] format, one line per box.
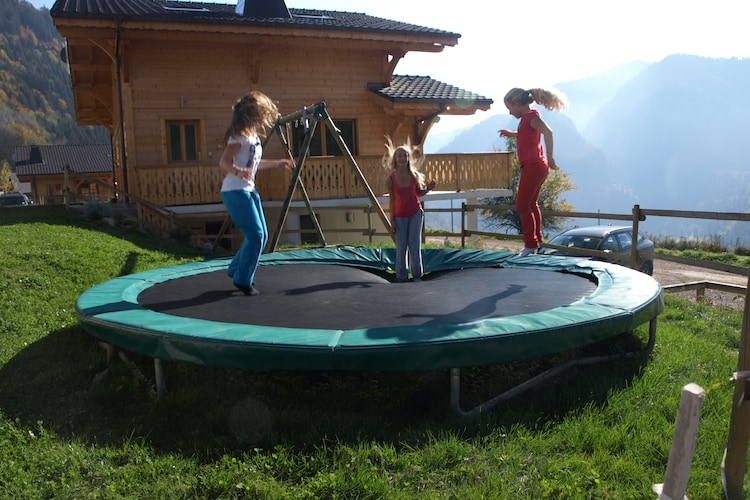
[516, 161, 549, 248]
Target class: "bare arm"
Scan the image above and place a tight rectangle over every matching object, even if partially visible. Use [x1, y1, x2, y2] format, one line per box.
[417, 179, 437, 196]
[219, 143, 243, 176]
[529, 115, 559, 170]
[258, 158, 294, 171]
[498, 129, 517, 138]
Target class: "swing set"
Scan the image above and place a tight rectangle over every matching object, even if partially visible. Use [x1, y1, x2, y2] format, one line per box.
[214, 101, 393, 252]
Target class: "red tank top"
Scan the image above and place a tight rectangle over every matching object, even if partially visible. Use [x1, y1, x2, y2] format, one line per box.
[391, 173, 421, 218]
[517, 109, 546, 167]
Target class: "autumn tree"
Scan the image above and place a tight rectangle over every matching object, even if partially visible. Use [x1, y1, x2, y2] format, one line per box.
[0, 159, 15, 193]
[481, 137, 575, 237]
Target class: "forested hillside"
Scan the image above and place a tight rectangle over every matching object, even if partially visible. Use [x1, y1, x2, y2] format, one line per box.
[0, 0, 109, 166]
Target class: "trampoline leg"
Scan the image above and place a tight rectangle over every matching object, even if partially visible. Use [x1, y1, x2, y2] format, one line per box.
[450, 368, 465, 416]
[154, 358, 166, 401]
[449, 321, 658, 418]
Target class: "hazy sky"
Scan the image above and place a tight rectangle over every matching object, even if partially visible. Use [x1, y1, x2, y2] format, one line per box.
[30, 0, 749, 132]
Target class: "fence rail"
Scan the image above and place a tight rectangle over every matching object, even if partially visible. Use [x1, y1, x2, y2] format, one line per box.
[463, 201, 749, 277]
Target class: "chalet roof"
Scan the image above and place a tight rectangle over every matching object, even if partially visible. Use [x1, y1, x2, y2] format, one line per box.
[50, 0, 460, 39]
[14, 144, 113, 176]
[371, 75, 492, 107]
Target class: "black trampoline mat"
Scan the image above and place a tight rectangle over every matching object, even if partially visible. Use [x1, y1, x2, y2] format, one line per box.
[138, 264, 597, 330]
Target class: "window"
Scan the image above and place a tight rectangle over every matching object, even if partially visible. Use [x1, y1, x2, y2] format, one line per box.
[616, 232, 633, 250]
[167, 120, 200, 163]
[292, 120, 356, 157]
[601, 236, 619, 252]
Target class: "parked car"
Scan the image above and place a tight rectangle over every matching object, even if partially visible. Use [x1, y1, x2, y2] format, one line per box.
[0, 193, 32, 207]
[539, 225, 654, 275]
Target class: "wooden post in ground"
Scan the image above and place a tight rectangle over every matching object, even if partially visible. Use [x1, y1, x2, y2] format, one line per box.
[631, 204, 642, 271]
[653, 383, 706, 500]
[723, 272, 750, 499]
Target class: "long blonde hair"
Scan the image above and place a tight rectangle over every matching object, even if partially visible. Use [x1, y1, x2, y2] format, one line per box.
[382, 136, 427, 189]
[504, 87, 568, 111]
[223, 90, 280, 144]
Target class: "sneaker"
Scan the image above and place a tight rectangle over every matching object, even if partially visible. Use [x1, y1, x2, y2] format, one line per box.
[234, 283, 260, 296]
[413, 277, 423, 282]
[518, 247, 536, 258]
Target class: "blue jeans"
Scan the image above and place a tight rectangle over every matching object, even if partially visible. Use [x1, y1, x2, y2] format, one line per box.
[221, 189, 267, 287]
[394, 208, 424, 281]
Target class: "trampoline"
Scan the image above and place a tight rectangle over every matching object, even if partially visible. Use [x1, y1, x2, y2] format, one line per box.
[76, 247, 664, 416]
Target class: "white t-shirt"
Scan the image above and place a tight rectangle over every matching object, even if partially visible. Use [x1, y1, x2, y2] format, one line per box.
[220, 134, 263, 192]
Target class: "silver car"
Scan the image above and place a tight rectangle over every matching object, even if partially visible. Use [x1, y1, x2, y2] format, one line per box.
[539, 225, 654, 275]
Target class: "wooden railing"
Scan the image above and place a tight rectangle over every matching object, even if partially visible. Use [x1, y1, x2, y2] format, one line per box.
[133, 152, 512, 207]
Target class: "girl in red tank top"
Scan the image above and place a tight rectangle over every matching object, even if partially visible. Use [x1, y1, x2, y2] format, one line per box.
[384, 138, 436, 282]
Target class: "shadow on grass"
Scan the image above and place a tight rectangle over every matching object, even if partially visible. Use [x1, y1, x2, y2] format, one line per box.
[0, 321, 652, 458]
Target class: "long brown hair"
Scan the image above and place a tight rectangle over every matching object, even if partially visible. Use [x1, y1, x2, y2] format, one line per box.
[382, 136, 427, 189]
[223, 90, 280, 144]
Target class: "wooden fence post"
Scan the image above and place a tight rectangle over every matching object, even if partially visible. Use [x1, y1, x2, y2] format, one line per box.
[632, 204, 642, 271]
[63, 164, 70, 209]
[653, 383, 706, 500]
[722, 272, 750, 499]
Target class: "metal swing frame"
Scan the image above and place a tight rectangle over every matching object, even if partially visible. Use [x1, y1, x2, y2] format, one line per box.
[213, 101, 393, 253]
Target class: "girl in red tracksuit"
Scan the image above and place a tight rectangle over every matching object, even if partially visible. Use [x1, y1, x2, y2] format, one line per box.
[498, 87, 567, 257]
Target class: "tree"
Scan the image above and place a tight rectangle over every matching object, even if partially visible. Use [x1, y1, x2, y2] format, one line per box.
[0, 159, 14, 192]
[481, 137, 575, 238]
[0, 0, 109, 167]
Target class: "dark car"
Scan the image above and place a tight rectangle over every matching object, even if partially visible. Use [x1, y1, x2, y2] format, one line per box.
[0, 193, 31, 207]
[539, 225, 654, 275]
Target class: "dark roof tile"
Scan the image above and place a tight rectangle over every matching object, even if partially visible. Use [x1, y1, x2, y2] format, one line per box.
[371, 75, 493, 105]
[50, 0, 460, 38]
[14, 144, 113, 176]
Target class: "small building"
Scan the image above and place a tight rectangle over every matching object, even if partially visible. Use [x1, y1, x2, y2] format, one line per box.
[50, 0, 511, 246]
[13, 144, 114, 205]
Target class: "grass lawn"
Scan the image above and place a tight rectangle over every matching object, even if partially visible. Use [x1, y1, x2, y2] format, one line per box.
[0, 205, 747, 499]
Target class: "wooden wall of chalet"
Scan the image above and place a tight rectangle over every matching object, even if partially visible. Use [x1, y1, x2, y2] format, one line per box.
[19, 172, 113, 205]
[123, 40, 396, 156]
[100, 31, 506, 209]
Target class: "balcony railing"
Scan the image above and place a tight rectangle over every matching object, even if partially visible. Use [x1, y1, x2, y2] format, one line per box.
[134, 152, 512, 207]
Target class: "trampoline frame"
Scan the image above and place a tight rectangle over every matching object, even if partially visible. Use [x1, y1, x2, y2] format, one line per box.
[77, 247, 664, 416]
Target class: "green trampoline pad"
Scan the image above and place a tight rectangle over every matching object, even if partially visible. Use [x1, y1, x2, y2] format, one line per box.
[76, 247, 664, 371]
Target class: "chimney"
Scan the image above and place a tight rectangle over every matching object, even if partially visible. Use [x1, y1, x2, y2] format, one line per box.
[235, 0, 291, 18]
[29, 145, 43, 164]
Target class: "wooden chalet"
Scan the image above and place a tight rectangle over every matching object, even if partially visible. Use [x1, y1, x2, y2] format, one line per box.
[50, 0, 511, 246]
[14, 144, 114, 205]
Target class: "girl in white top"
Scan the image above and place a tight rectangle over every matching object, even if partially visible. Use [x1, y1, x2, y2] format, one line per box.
[218, 91, 293, 295]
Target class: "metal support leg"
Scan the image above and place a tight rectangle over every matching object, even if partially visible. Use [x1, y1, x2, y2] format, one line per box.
[450, 318, 657, 417]
[154, 358, 166, 401]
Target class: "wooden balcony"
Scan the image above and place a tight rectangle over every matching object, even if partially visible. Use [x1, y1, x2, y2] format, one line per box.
[134, 152, 512, 207]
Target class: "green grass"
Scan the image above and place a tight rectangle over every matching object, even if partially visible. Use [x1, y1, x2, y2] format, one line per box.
[0, 205, 748, 498]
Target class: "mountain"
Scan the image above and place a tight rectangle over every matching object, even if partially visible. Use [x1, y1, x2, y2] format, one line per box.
[429, 55, 750, 245]
[0, 0, 109, 165]
[556, 60, 651, 130]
